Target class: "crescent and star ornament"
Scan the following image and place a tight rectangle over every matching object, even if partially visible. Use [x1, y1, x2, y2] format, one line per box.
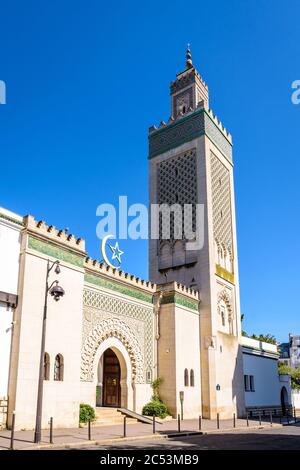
[100, 234, 124, 269]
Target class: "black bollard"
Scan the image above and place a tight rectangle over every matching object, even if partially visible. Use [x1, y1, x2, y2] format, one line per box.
[270, 411, 273, 427]
[178, 414, 181, 432]
[152, 415, 156, 434]
[50, 417, 53, 444]
[88, 419, 91, 440]
[199, 415, 202, 431]
[123, 416, 126, 438]
[10, 412, 16, 450]
[233, 413, 236, 428]
[259, 411, 262, 426]
[246, 412, 249, 427]
[217, 413, 220, 429]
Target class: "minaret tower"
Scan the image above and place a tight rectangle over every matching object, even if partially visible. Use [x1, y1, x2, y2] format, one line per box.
[148, 47, 245, 418]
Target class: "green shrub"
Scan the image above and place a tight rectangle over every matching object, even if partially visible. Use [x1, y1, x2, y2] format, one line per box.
[142, 398, 170, 419]
[79, 403, 96, 423]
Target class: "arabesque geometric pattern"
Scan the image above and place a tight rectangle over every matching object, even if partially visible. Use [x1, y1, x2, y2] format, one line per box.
[82, 289, 153, 383]
[211, 152, 233, 255]
[81, 317, 144, 383]
[157, 149, 197, 242]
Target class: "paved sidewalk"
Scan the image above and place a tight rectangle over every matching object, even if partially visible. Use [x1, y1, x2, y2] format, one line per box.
[0, 416, 292, 450]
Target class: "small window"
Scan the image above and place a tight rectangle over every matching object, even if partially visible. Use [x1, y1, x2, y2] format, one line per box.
[146, 369, 152, 382]
[54, 354, 64, 381]
[244, 374, 250, 391]
[44, 352, 50, 380]
[190, 369, 195, 387]
[184, 368, 189, 387]
[250, 375, 255, 392]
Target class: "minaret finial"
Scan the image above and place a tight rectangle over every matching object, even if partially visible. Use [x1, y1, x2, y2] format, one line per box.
[186, 43, 193, 68]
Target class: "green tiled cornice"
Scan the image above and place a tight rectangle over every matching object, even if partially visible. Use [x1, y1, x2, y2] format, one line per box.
[84, 273, 153, 304]
[148, 107, 232, 162]
[28, 236, 84, 267]
[161, 293, 199, 311]
[0, 212, 23, 226]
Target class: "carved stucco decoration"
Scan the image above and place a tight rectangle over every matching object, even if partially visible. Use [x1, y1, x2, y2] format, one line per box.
[218, 288, 234, 319]
[80, 316, 144, 384]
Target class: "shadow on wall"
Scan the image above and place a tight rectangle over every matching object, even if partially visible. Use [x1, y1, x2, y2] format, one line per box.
[232, 344, 246, 417]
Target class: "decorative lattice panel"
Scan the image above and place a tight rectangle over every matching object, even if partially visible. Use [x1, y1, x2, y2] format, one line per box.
[81, 289, 153, 383]
[211, 152, 233, 254]
[157, 149, 197, 242]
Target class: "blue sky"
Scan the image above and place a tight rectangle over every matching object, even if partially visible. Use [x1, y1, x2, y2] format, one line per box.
[0, 0, 299, 342]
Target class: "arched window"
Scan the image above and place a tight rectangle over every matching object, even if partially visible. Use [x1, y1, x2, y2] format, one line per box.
[54, 354, 64, 381]
[190, 369, 195, 387]
[221, 309, 225, 326]
[43, 352, 50, 380]
[184, 368, 189, 387]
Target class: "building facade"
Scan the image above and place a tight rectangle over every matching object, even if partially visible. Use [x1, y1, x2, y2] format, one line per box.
[0, 208, 23, 428]
[242, 336, 291, 411]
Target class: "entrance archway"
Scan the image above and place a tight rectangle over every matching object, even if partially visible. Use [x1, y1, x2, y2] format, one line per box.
[95, 337, 134, 410]
[281, 386, 288, 415]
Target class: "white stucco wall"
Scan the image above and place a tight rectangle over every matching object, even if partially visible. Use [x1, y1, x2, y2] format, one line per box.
[0, 208, 22, 397]
[242, 337, 291, 409]
[243, 353, 281, 407]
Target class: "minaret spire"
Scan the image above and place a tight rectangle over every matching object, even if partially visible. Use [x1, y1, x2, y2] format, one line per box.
[186, 44, 193, 68]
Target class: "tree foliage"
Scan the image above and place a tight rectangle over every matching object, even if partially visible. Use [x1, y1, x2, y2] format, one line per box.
[240, 315, 277, 345]
[278, 361, 300, 390]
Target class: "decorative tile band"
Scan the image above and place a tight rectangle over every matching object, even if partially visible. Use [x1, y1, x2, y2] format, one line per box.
[149, 108, 232, 161]
[216, 264, 234, 284]
[161, 293, 199, 311]
[28, 236, 84, 267]
[84, 273, 153, 304]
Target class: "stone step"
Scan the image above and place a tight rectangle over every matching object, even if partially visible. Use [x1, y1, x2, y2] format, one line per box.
[94, 407, 138, 425]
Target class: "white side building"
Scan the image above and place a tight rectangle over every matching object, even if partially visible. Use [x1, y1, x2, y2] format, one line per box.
[0, 208, 22, 427]
[242, 336, 291, 412]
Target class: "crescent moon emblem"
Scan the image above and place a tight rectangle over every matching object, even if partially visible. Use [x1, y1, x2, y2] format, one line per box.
[101, 234, 115, 268]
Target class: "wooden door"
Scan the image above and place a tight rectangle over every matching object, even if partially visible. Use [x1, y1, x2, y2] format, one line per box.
[103, 349, 121, 407]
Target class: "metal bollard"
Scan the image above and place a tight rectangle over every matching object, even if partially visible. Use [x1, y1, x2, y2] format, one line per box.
[294, 407, 296, 423]
[259, 411, 262, 426]
[10, 411, 16, 450]
[199, 415, 202, 431]
[217, 413, 220, 429]
[233, 413, 236, 428]
[178, 414, 181, 433]
[152, 415, 156, 434]
[270, 411, 273, 427]
[88, 419, 91, 440]
[50, 417, 53, 444]
[246, 412, 249, 427]
[123, 416, 126, 438]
